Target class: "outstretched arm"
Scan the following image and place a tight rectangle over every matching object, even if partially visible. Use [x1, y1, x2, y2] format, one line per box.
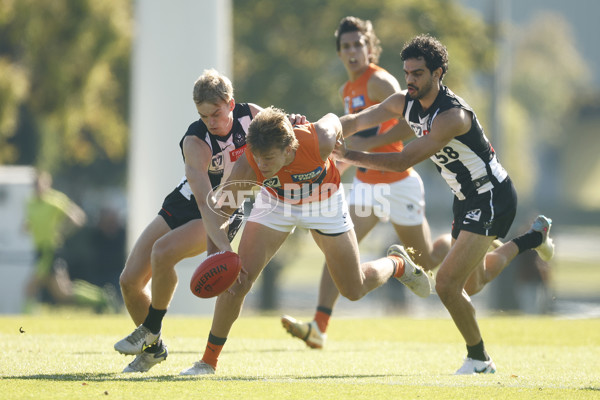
[337, 108, 471, 172]
[345, 119, 414, 151]
[340, 92, 406, 138]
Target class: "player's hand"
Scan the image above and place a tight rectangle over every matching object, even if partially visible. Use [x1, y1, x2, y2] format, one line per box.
[288, 113, 307, 126]
[333, 135, 348, 161]
[226, 266, 248, 295]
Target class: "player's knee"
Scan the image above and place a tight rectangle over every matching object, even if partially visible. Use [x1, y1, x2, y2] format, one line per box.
[338, 285, 363, 301]
[119, 271, 140, 295]
[434, 274, 457, 304]
[150, 238, 177, 269]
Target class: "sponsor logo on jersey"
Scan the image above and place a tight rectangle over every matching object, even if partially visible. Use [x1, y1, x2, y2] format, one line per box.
[351, 95, 366, 109]
[465, 208, 482, 222]
[291, 166, 323, 182]
[229, 145, 246, 162]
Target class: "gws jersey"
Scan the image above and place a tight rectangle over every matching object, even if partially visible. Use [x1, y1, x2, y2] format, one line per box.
[403, 86, 508, 200]
[342, 63, 410, 184]
[246, 123, 341, 204]
[176, 103, 252, 200]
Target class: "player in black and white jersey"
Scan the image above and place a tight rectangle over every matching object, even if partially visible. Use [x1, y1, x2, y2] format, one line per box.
[113, 70, 262, 374]
[336, 35, 555, 375]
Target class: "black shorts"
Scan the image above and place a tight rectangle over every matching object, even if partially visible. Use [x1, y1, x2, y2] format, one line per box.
[451, 177, 517, 240]
[159, 188, 201, 230]
[158, 188, 245, 242]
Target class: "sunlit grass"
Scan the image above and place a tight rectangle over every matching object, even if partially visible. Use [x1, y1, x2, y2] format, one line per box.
[1, 314, 599, 399]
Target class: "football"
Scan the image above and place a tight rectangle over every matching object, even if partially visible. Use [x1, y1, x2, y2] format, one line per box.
[190, 250, 242, 298]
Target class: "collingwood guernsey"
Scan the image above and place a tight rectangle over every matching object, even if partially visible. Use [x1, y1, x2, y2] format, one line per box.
[175, 103, 252, 200]
[403, 86, 508, 200]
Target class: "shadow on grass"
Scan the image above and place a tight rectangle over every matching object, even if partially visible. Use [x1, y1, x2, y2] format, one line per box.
[71, 347, 322, 356]
[4, 372, 399, 382]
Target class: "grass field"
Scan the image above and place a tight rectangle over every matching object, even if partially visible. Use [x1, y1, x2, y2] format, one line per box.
[1, 312, 599, 399]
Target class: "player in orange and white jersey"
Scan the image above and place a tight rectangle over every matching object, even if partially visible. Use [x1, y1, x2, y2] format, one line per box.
[178, 107, 433, 375]
[281, 16, 451, 349]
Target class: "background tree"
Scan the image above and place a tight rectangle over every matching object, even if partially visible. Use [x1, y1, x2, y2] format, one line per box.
[0, 0, 131, 188]
[232, 0, 496, 205]
[0, 0, 594, 216]
[504, 12, 591, 207]
[232, 0, 494, 120]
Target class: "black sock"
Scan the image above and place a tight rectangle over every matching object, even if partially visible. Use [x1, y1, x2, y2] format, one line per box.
[512, 231, 543, 254]
[316, 306, 333, 316]
[208, 332, 227, 346]
[466, 340, 490, 361]
[142, 305, 167, 334]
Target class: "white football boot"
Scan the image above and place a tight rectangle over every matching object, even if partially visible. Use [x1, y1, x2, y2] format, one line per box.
[122, 341, 168, 373]
[179, 360, 216, 375]
[531, 215, 554, 262]
[114, 325, 160, 355]
[455, 357, 496, 375]
[388, 244, 433, 298]
[281, 315, 326, 349]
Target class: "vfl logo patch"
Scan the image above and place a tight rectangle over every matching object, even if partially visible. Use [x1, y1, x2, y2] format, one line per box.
[409, 122, 425, 137]
[465, 209, 482, 222]
[210, 154, 224, 170]
[263, 176, 281, 188]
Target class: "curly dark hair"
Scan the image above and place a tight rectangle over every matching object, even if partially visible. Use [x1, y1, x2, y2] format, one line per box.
[334, 16, 382, 64]
[401, 34, 449, 80]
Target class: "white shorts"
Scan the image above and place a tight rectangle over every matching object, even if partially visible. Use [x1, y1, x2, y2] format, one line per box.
[347, 171, 425, 226]
[247, 185, 354, 235]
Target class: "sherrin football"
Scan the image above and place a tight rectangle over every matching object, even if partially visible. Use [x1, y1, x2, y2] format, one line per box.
[190, 251, 242, 298]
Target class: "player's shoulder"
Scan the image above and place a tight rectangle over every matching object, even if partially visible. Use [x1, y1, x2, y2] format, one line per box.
[244, 102, 263, 118]
[433, 107, 472, 135]
[313, 114, 341, 143]
[233, 102, 250, 114]
[368, 67, 401, 100]
[185, 118, 208, 136]
[369, 64, 398, 83]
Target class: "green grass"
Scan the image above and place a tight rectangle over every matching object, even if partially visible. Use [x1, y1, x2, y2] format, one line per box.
[1, 313, 599, 399]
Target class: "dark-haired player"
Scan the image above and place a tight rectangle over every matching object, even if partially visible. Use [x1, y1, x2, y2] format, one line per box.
[336, 34, 554, 374]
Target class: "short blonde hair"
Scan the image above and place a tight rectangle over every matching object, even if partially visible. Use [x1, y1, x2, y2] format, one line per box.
[193, 69, 234, 105]
[247, 107, 299, 153]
